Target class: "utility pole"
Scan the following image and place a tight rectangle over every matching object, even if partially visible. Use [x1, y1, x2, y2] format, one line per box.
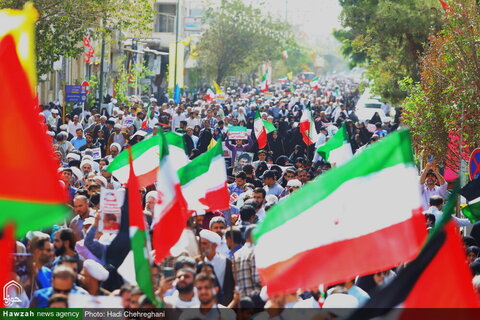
[285, 0, 288, 22]
[173, 0, 181, 91]
[98, 18, 106, 109]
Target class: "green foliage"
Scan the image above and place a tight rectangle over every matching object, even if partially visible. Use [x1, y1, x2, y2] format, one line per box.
[0, 0, 153, 77]
[197, 0, 296, 83]
[402, 0, 480, 169]
[112, 57, 152, 105]
[335, 0, 443, 104]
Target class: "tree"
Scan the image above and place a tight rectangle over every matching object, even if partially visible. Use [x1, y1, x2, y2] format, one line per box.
[402, 0, 480, 171]
[334, 0, 443, 104]
[0, 0, 153, 77]
[197, 0, 295, 84]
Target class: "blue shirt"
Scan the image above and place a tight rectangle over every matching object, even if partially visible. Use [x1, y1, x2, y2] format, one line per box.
[36, 266, 52, 289]
[31, 285, 89, 308]
[71, 137, 87, 150]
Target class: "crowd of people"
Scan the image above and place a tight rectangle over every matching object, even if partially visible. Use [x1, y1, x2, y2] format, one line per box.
[10, 75, 480, 318]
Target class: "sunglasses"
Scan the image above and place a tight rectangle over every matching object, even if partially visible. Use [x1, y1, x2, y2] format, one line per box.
[54, 288, 71, 294]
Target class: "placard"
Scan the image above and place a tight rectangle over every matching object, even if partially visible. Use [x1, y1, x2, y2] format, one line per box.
[90, 147, 102, 160]
[228, 126, 248, 140]
[99, 188, 124, 234]
[123, 116, 135, 127]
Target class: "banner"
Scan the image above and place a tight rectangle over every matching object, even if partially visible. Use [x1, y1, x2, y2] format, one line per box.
[228, 126, 248, 140]
[99, 188, 124, 234]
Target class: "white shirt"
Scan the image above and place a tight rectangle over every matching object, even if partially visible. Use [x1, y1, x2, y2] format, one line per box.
[205, 253, 227, 289]
[68, 121, 83, 136]
[172, 114, 187, 129]
[164, 290, 199, 308]
[419, 182, 448, 210]
[424, 206, 471, 227]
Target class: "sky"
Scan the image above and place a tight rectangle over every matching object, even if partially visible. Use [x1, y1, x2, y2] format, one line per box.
[247, 0, 343, 39]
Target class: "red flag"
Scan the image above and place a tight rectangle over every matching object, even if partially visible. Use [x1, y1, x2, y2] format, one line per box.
[439, 0, 454, 14]
[0, 224, 16, 308]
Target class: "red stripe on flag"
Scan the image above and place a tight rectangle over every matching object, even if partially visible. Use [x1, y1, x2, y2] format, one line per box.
[258, 212, 427, 295]
[257, 129, 267, 150]
[137, 168, 159, 189]
[199, 181, 230, 212]
[127, 147, 146, 231]
[153, 184, 189, 264]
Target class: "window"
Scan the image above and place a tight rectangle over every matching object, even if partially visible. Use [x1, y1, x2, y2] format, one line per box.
[155, 4, 176, 33]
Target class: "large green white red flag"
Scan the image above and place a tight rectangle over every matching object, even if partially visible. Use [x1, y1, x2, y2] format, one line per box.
[299, 103, 319, 145]
[254, 110, 276, 149]
[254, 130, 427, 295]
[152, 131, 189, 264]
[178, 139, 230, 212]
[261, 71, 269, 93]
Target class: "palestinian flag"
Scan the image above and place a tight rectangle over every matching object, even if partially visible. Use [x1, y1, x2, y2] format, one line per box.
[460, 177, 480, 222]
[126, 148, 159, 306]
[254, 110, 277, 149]
[299, 103, 319, 145]
[0, 4, 69, 236]
[178, 138, 229, 212]
[347, 192, 479, 320]
[253, 130, 427, 295]
[107, 136, 161, 188]
[261, 71, 269, 93]
[316, 122, 353, 166]
[152, 131, 189, 264]
[205, 88, 215, 102]
[310, 77, 319, 90]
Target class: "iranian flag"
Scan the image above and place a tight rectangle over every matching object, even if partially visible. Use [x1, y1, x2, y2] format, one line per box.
[316, 122, 353, 166]
[254, 110, 277, 149]
[261, 71, 269, 92]
[310, 76, 319, 90]
[178, 139, 229, 212]
[126, 148, 159, 306]
[254, 130, 427, 295]
[165, 131, 190, 172]
[107, 136, 161, 188]
[299, 103, 319, 145]
[107, 132, 189, 188]
[0, 4, 69, 236]
[141, 103, 152, 130]
[205, 88, 215, 102]
[152, 131, 189, 264]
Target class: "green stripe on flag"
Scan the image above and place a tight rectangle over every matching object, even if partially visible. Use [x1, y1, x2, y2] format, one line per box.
[316, 123, 349, 161]
[0, 199, 69, 237]
[165, 131, 186, 149]
[254, 129, 414, 242]
[263, 120, 277, 133]
[131, 229, 158, 305]
[178, 138, 223, 186]
[107, 136, 161, 172]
